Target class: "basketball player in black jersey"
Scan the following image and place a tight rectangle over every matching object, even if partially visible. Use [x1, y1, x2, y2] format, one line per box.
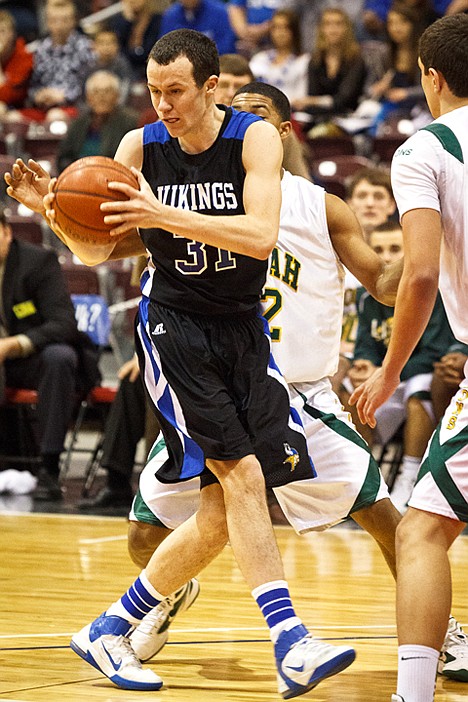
[6, 29, 355, 697]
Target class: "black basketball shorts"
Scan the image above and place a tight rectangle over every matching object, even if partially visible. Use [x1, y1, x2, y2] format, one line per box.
[135, 297, 314, 487]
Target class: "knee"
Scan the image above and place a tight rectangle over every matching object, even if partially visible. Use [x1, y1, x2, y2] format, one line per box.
[40, 344, 78, 373]
[128, 521, 171, 569]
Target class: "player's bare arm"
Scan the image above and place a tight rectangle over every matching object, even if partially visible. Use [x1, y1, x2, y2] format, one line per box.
[349, 207, 442, 426]
[42, 129, 146, 265]
[101, 120, 283, 260]
[5, 158, 50, 214]
[326, 193, 402, 304]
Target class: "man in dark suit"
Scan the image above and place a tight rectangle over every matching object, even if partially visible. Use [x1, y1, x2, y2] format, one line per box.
[0, 208, 100, 500]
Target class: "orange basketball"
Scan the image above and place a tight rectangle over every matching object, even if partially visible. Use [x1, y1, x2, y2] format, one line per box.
[53, 156, 139, 245]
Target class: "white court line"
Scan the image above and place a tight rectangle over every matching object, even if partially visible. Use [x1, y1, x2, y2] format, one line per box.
[0, 624, 401, 642]
[79, 535, 127, 544]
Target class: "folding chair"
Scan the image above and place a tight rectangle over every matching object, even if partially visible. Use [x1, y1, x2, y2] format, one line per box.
[0, 388, 42, 470]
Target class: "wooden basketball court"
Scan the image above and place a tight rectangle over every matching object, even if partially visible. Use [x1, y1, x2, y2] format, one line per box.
[1, 513, 467, 701]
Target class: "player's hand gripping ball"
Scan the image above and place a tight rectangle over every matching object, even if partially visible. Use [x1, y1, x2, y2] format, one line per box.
[52, 156, 139, 244]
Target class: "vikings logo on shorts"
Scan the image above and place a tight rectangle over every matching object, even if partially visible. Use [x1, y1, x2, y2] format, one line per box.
[283, 443, 299, 471]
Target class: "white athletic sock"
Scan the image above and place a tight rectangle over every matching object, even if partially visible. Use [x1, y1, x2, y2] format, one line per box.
[106, 569, 165, 625]
[391, 456, 421, 511]
[397, 644, 438, 702]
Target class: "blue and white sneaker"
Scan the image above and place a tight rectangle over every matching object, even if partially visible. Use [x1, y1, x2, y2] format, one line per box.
[131, 578, 200, 661]
[70, 612, 163, 691]
[275, 625, 356, 699]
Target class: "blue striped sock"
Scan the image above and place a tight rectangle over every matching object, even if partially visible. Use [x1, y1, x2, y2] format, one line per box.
[106, 570, 164, 624]
[252, 580, 304, 642]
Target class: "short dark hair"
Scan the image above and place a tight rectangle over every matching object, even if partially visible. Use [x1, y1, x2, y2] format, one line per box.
[371, 220, 402, 234]
[419, 14, 468, 98]
[233, 81, 291, 121]
[346, 167, 393, 199]
[148, 29, 219, 88]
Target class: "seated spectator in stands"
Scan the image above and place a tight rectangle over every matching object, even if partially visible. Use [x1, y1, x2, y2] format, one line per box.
[228, 0, 284, 57]
[0, 207, 100, 501]
[215, 55, 311, 180]
[79, 353, 159, 510]
[159, 0, 236, 56]
[25, 0, 95, 122]
[331, 167, 396, 395]
[346, 222, 456, 511]
[109, 0, 162, 80]
[249, 9, 309, 105]
[57, 71, 137, 173]
[0, 0, 39, 42]
[0, 10, 33, 115]
[89, 25, 133, 104]
[366, 3, 425, 134]
[431, 343, 468, 424]
[291, 8, 367, 130]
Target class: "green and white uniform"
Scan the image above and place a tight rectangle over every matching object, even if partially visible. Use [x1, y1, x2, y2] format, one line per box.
[131, 171, 390, 534]
[391, 106, 468, 522]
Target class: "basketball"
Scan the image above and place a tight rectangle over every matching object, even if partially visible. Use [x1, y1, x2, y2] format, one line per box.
[52, 156, 139, 245]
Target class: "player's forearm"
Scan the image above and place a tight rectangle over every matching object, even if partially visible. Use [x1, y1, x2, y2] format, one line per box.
[373, 258, 403, 306]
[158, 205, 278, 260]
[382, 270, 438, 377]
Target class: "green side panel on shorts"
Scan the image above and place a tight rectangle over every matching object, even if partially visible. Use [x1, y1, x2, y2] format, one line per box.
[132, 488, 167, 527]
[303, 403, 381, 512]
[146, 435, 167, 462]
[422, 124, 464, 164]
[417, 423, 468, 522]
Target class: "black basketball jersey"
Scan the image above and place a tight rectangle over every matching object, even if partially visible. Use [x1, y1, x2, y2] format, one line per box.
[140, 106, 270, 316]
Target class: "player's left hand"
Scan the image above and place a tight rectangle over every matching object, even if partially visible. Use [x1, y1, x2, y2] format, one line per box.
[349, 366, 400, 427]
[101, 168, 161, 236]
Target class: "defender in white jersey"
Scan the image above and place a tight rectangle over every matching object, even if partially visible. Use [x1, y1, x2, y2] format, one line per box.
[350, 14, 468, 702]
[127, 82, 468, 684]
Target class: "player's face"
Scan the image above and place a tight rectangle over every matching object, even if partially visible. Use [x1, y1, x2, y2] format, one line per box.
[369, 228, 404, 264]
[147, 56, 217, 138]
[0, 222, 12, 262]
[216, 72, 252, 106]
[348, 180, 396, 234]
[231, 92, 286, 136]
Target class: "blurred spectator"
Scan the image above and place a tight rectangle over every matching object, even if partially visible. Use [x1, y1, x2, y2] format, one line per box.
[0, 10, 33, 115]
[366, 3, 425, 134]
[109, 0, 162, 80]
[346, 167, 396, 240]
[0, 1, 39, 42]
[159, 0, 236, 56]
[228, 0, 285, 56]
[249, 9, 309, 104]
[215, 54, 311, 181]
[431, 344, 468, 423]
[25, 0, 95, 122]
[0, 206, 100, 501]
[57, 70, 138, 172]
[357, 0, 468, 42]
[347, 221, 456, 511]
[331, 167, 396, 395]
[292, 8, 367, 130]
[288, 0, 364, 62]
[216, 52, 253, 106]
[78, 353, 160, 510]
[89, 25, 133, 104]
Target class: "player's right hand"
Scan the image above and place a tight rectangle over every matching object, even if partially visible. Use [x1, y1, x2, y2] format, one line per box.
[4, 158, 50, 214]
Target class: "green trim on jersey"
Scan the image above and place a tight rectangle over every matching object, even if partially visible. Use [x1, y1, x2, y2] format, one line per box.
[417, 423, 468, 522]
[302, 401, 382, 513]
[422, 124, 464, 164]
[132, 489, 168, 527]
